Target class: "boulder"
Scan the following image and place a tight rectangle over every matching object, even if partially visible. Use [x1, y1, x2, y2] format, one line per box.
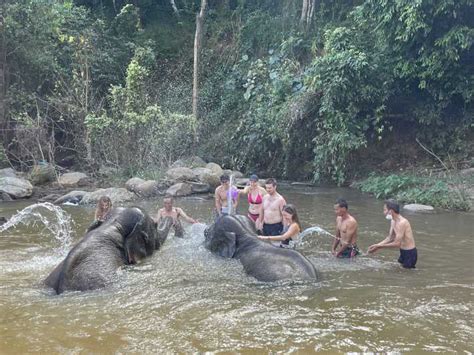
[223, 169, 233, 176]
[0, 177, 33, 198]
[460, 167, 474, 176]
[403, 203, 435, 212]
[29, 163, 56, 185]
[205, 162, 223, 176]
[166, 183, 192, 197]
[1, 192, 13, 201]
[186, 156, 207, 168]
[0, 168, 17, 178]
[134, 180, 165, 198]
[170, 159, 186, 169]
[188, 181, 211, 194]
[125, 177, 146, 192]
[166, 167, 196, 182]
[235, 178, 250, 188]
[53, 190, 88, 205]
[197, 169, 221, 188]
[58, 172, 91, 187]
[80, 188, 136, 205]
[39, 193, 62, 203]
[0, 216, 7, 225]
[232, 171, 244, 179]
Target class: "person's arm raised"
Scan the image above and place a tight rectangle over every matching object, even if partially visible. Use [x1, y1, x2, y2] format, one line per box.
[177, 208, 197, 224]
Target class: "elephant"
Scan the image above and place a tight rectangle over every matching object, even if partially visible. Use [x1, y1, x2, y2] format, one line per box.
[204, 214, 319, 282]
[44, 207, 173, 294]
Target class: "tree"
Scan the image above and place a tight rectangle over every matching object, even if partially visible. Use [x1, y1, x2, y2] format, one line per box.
[192, 0, 207, 119]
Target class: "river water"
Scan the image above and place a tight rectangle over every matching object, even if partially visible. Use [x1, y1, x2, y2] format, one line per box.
[0, 186, 472, 353]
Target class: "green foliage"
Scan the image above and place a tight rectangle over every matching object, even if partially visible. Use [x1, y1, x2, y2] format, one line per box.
[358, 174, 470, 211]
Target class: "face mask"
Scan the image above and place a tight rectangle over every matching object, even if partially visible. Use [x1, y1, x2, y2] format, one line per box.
[385, 213, 392, 221]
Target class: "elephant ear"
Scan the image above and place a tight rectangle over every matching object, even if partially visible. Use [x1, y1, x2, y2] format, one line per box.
[208, 231, 237, 258]
[123, 219, 150, 264]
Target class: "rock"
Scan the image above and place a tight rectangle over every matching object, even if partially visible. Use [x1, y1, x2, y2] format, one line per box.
[170, 159, 186, 169]
[53, 190, 88, 205]
[186, 156, 207, 168]
[232, 171, 244, 179]
[39, 193, 62, 203]
[80, 188, 136, 205]
[188, 181, 211, 194]
[460, 167, 474, 176]
[235, 178, 249, 188]
[125, 177, 146, 192]
[0, 168, 17, 178]
[166, 167, 196, 182]
[0, 216, 7, 225]
[58, 172, 91, 187]
[29, 163, 56, 185]
[0, 177, 33, 198]
[403, 203, 435, 212]
[291, 181, 314, 187]
[1, 192, 13, 201]
[134, 180, 165, 198]
[196, 169, 221, 188]
[223, 169, 233, 176]
[166, 183, 192, 197]
[205, 162, 223, 176]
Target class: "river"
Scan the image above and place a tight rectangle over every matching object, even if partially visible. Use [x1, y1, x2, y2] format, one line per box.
[0, 186, 472, 353]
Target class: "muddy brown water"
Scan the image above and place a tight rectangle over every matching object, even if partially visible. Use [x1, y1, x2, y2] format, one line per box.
[0, 186, 473, 353]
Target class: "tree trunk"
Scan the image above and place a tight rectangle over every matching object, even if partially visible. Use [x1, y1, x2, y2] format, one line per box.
[300, 0, 315, 30]
[0, 12, 9, 148]
[192, 0, 207, 119]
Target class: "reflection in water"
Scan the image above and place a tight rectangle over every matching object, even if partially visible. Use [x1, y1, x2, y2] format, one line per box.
[0, 187, 473, 352]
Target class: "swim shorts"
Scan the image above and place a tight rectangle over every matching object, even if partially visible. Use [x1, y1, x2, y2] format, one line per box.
[398, 248, 417, 268]
[263, 222, 283, 236]
[338, 244, 360, 258]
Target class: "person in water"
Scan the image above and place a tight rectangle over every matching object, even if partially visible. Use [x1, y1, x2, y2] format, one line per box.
[86, 196, 113, 232]
[215, 174, 239, 216]
[258, 204, 301, 248]
[154, 196, 198, 238]
[367, 199, 417, 268]
[95, 196, 113, 222]
[332, 198, 360, 258]
[257, 178, 286, 236]
[239, 174, 266, 224]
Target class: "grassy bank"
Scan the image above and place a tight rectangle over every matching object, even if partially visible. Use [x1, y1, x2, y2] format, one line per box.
[354, 172, 473, 211]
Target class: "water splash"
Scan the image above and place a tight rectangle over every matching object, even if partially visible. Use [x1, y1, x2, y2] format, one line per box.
[299, 225, 337, 241]
[0, 202, 73, 255]
[227, 174, 236, 215]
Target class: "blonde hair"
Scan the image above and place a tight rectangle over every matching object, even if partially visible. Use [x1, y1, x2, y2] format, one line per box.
[95, 196, 112, 221]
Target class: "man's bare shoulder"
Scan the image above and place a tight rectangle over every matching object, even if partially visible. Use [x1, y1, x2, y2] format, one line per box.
[348, 215, 358, 226]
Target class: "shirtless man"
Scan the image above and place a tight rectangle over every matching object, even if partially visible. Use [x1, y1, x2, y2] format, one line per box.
[215, 174, 239, 216]
[154, 196, 198, 238]
[257, 178, 286, 236]
[367, 199, 417, 268]
[332, 198, 360, 258]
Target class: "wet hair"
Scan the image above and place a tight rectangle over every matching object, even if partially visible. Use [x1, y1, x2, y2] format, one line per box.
[249, 174, 259, 181]
[265, 178, 277, 186]
[95, 196, 112, 221]
[220, 174, 230, 182]
[163, 195, 174, 202]
[282, 204, 301, 230]
[335, 198, 348, 209]
[384, 199, 400, 214]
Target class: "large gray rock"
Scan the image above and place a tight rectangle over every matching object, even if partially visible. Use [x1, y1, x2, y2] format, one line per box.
[166, 167, 196, 182]
[0, 168, 17, 178]
[134, 180, 164, 198]
[29, 163, 56, 185]
[186, 156, 207, 168]
[58, 172, 90, 187]
[125, 177, 146, 192]
[0, 177, 33, 198]
[232, 170, 244, 179]
[53, 190, 88, 205]
[188, 181, 211, 194]
[166, 183, 192, 197]
[196, 168, 221, 188]
[80, 188, 136, 205]
[0, 192, 13, 201]
[403, 203, 435, 212]
[460, 167, 474, 176]
[205, 162, 223, 176]
[170, 159, 186, 169]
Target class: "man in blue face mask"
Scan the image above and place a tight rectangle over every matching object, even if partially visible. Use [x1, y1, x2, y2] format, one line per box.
[367, 199, 418, 268]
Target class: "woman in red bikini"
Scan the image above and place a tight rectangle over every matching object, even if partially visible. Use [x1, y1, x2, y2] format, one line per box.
[240, 174, 266, 225]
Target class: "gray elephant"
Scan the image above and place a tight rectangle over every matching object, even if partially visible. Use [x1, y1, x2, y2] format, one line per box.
[44, 207, 172, 294]
[204, 214, 319, 282]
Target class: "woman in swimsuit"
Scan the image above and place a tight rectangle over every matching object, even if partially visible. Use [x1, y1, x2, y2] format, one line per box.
[95, 196, 113, 222]
[257, 204, 301, 248]
[240, 174, 266, 224]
